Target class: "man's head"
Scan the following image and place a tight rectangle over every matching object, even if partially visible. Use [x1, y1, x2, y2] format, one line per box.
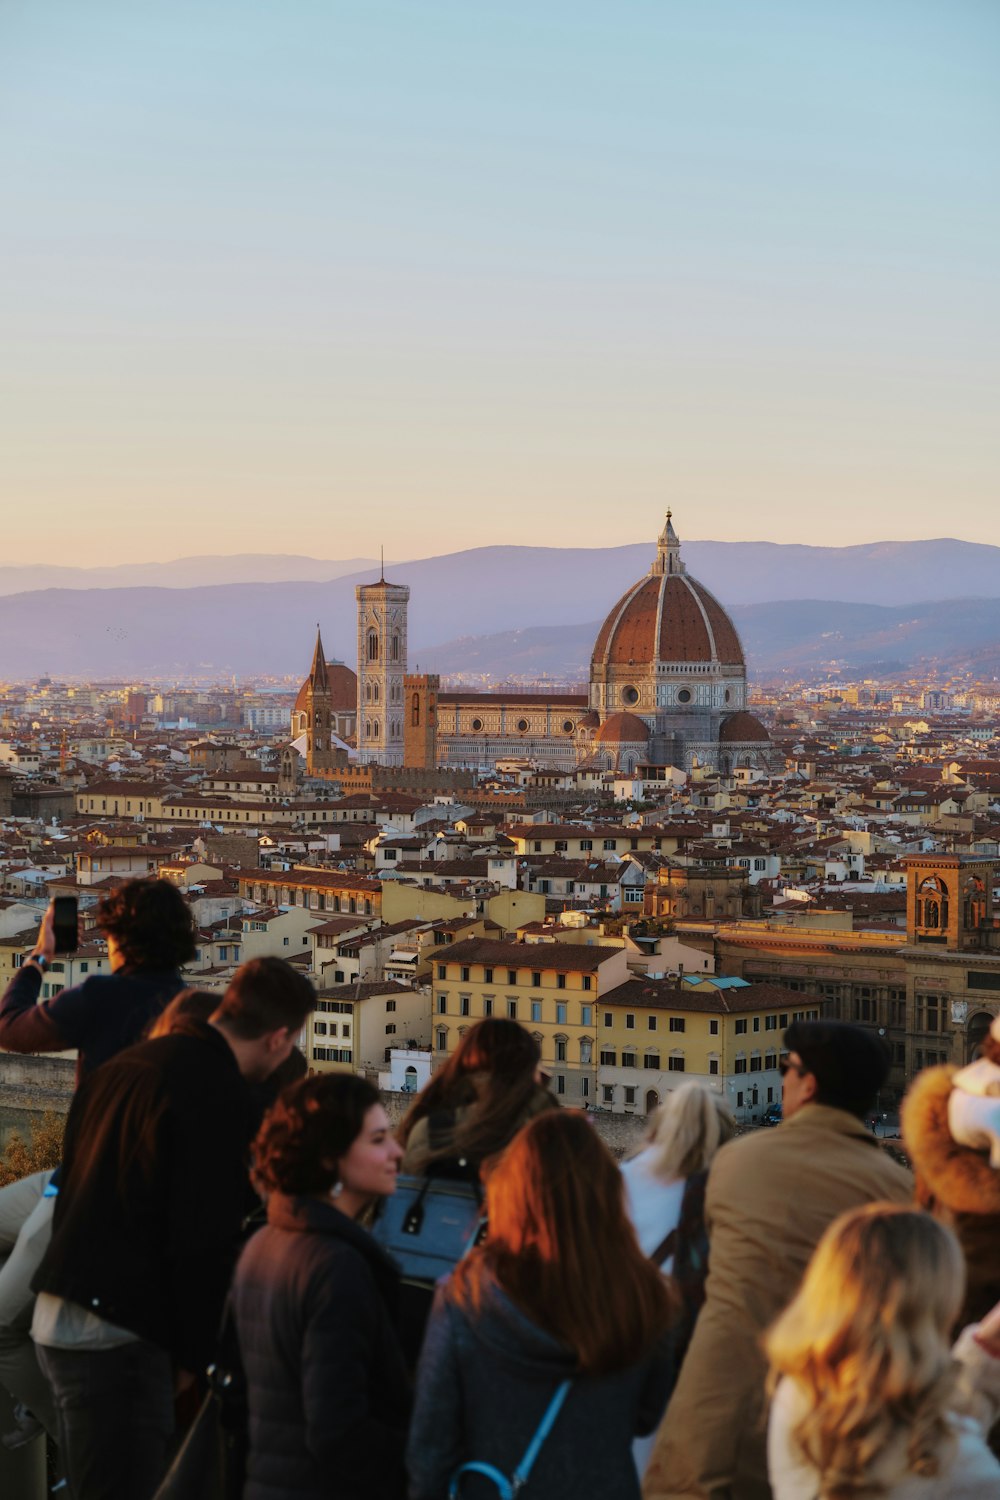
[96, 878, 197, 972]
[781, 1020, 890, 1122]
[211, 958, 316, 1081]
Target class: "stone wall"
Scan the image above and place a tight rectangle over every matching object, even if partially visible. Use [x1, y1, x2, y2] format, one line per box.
[0, 1054, 75, 1113]
[0, 1058, 651, 1157]
[381, 1090, 647, 1159]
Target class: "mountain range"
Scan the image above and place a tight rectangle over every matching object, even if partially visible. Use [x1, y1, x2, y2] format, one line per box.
[2, 536, 999, 606]
[0, 538, 998, 680]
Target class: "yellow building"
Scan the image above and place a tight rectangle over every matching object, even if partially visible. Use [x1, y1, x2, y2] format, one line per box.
[598, 975, 816, 1123]
[431, 937, 630, 1106]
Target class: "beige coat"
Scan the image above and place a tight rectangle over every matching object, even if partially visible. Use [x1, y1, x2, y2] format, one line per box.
[643, 1104, 912, 1500]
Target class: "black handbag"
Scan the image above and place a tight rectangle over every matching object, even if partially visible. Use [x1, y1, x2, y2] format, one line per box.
[152, 1305, 248, 1500]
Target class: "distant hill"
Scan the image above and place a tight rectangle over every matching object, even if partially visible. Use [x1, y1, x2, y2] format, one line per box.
[2, 535, 1000, 607]
[0, 555, 382, 596]
[424, 598, 1000, 682]
[2, 536, 1000, 679]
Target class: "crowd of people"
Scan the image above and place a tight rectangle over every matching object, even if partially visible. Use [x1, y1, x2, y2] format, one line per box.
[0, 877, 998, 1499]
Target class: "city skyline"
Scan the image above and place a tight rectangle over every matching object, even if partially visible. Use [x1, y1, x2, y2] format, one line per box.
[3, 0, 998, 566]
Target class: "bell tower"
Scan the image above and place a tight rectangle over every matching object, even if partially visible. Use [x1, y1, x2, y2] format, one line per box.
[404, 673, 439, 769]
[356, 568, 409, 767]
[303, 627, 338, 774]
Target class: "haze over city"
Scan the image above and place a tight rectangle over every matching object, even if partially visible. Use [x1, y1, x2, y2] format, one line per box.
[3, 0, 998, 566]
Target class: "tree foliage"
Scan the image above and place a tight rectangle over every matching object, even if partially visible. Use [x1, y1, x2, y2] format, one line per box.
[0, 1112, 65, 1187]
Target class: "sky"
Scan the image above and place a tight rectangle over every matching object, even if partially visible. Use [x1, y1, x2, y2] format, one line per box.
[2, 0, 998, 567]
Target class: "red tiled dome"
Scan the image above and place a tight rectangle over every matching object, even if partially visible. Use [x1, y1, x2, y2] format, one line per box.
[595, 712, 650, 744]
[592, 572, 744, 669]
[294, 664, 357, 714]
[719, 711, 769, 743]
[327, 664, 357, 712]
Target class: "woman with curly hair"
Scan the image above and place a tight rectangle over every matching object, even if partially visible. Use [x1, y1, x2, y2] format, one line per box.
[232, 1075, 410, 1500]
[397, 1017, 557, 1181]
[764, 1203, 1000, 1499]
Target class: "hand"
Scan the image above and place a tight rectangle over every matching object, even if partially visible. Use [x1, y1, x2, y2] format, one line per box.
[976, 1298, 1000, 1357]
[33, 905, 57, 963]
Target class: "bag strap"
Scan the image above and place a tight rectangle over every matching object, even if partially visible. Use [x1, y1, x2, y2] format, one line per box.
[447, 1380, 571, 1500]
[511, 1379, 572, 1492]
[650, 1226, 677, 1267]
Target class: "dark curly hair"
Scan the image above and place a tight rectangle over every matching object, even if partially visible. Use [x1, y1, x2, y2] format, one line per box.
[96, 877, 196, 971]
[252, 1074, 380, 1197]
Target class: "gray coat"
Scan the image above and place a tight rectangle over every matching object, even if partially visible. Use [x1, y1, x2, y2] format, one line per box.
[232, 1193, 411, 1500]
[407, 1273, 674, 1499]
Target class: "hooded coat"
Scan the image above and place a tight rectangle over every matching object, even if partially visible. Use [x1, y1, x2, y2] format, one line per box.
[406, 1273, 674, 1500]
[901, 1064, 1000, 1327]
[232, 1193, 411, 1500]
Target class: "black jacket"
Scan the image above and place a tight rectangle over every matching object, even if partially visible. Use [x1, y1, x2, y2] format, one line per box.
[0, 963, 186, 1081]
[232, 1193, 411, 1500]
[33, 1020, 257, 1371]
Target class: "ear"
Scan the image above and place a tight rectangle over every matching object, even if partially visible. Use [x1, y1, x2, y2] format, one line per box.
[263, 1025, 293, 1055]
[801, 1070, 819, 1104]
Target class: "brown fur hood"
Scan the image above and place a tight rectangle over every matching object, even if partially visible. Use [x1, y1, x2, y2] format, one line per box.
[901, 1065, 1000, 1215]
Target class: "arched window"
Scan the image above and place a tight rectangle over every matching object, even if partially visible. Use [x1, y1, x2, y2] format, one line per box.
[367, 631, 379, 661]
[372, 682, 379, 703]
[580, 1037, 593, 1064]
[392, 634, 400, 661]
[965, 876, 987, 930]
[412, 693, 421, 727]
[917, 875, 949, 929]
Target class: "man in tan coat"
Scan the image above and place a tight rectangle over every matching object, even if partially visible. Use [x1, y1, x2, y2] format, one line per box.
[643, 1020, 912, 1500]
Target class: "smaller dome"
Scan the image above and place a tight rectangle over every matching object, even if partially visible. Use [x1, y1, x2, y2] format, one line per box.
[577, 710, 600, 730]
[294, 664, 357, 714]
[596, 712, 650, 745]
[327, 664, 357, 712]
[719, 711, 769, 744]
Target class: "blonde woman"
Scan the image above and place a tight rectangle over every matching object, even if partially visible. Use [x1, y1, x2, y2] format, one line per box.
[765, 1203, 1000, 1499]
[621, 1082, 735, 1476]
[621, 1082, 735, 1269]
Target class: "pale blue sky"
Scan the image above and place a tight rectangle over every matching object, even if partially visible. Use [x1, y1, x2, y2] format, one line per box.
[2, 0, 997, 565]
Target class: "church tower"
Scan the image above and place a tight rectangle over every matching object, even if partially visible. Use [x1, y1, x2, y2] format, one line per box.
[356, 571, 409, 766]
[302, 627, 338, 774]
[404, 673, 439, 769]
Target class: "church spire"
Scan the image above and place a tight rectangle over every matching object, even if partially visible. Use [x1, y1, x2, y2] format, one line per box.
[654, 510, 684, 576]
[310, 624, 330, 691]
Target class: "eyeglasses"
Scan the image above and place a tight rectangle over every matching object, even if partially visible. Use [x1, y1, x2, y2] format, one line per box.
[778, 1058, 806, 1078]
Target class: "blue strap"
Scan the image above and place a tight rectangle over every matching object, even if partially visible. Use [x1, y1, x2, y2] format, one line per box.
[447, 1379, 571, 1499]
[511, 1379, 571, 1490]
[448, 1460, 513, 1500]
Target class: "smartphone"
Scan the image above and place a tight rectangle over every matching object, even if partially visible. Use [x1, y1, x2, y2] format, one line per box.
[52, 896, 78, 955]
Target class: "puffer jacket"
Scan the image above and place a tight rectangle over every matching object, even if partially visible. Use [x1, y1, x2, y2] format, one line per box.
[232, 1192, 411, 1500]
[902, 1064, 1000, 1326]
[407, 1272, 674, 1500]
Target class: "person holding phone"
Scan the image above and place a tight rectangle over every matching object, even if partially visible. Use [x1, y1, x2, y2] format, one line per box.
[0, 877, 196, 1447]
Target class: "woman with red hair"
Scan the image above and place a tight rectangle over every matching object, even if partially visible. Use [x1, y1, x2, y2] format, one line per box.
[406, 1110, 676, 1499]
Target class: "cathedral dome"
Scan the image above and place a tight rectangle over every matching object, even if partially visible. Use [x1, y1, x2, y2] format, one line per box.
[595, 712, 650, 744]
[591, 514, 744, 671]
[295, 662, 357, 713]
[719, 711, 769, 743]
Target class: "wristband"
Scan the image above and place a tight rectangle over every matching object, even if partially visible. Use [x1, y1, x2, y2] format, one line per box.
[29, 953, 50, 972]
